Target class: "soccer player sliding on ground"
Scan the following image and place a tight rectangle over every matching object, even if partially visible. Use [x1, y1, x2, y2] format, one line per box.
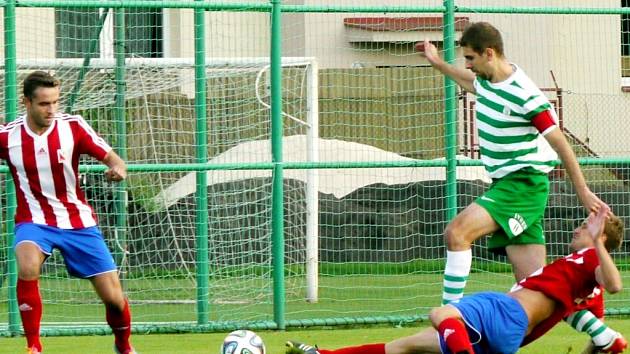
[286, 205, 626, 354]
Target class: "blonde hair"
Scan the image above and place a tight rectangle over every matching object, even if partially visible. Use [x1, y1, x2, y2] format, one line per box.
[604, 214, 625, 251]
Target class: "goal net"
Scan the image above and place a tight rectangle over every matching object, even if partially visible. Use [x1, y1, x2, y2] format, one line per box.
[0, 56, 319, 331]
[2, 5, 629, 337]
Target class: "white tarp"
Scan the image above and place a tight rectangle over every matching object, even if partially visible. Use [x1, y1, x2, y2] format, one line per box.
[154, 135, 491, 208]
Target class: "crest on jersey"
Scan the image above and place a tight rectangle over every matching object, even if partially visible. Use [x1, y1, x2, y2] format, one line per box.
[57, 149, 67, 163]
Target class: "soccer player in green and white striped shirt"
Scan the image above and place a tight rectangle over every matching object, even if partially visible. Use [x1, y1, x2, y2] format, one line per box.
[420, 22, 620, 351]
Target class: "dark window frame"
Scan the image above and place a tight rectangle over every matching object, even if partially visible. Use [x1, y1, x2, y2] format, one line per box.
[55, 8, 163, 59]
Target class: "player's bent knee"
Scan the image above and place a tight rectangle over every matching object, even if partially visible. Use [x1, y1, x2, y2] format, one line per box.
[443, 226, 470, 250]
[103, 296, 127, 312]
[429, 307, 446, 328]
[429, 305, 461, 328]
[17, 262, 42, 280]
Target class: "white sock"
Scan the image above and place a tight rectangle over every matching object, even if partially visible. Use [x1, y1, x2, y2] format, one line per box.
[565, 310, 618, 347]
[442, 249, 472, 305]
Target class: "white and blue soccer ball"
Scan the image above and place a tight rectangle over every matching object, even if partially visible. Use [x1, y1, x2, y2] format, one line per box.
[220, 329, 266, 354]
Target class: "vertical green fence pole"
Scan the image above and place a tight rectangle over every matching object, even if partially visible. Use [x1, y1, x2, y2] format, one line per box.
[3, 0, 19, 335]
[113, 9, 128, 273]
[270, 0, 286, 330]
[194, 0, 210, 325]
[443, 0, 458, 221]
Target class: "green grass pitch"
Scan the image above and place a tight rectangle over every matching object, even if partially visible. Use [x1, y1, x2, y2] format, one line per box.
[1, 317, 628, 353]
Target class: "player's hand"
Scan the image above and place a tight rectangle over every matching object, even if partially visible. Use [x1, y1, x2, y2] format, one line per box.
[104, 166, 127, 182]
[416, 39, 441, 66]
[579, 189, 609, 215]
[585, 203, 610, 241]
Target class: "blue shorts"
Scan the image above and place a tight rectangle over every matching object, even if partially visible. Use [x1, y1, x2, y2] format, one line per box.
[14, 223, 117, 278]
[439, 292, 528, 354]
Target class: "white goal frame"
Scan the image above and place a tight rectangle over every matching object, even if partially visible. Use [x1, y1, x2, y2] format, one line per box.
[13, 56, 321, 303]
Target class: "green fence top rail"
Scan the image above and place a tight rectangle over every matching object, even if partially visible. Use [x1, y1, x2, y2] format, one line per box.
[9, 2, 630, 15]
[0, 157, 626, 174]
[13, 0, 273, 10]
[10, 1, 437, 12]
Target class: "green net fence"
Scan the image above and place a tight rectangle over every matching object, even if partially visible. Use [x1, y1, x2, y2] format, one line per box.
[0, 1, 629, 336]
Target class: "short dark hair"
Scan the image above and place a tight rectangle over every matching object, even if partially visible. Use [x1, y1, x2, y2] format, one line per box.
[23, 71, 60, 100]
[604, 213, 625, 251]
[459, 22, 505, 57]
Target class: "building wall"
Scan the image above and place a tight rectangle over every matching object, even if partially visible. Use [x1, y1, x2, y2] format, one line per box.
[1, 1, 628, 155]
[0, 8, 56, 60]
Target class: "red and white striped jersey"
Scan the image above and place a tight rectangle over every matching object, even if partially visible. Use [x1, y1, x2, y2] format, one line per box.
[515, 247, 603, 345]
[0, 113, 112, 229]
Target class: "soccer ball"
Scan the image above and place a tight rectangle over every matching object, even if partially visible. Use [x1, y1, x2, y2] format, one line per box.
[220, 329, 266, 354]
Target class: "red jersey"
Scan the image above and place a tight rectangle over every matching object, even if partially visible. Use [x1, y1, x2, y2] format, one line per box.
[513, 247, 604, 345]
[0, 113, 111, 229]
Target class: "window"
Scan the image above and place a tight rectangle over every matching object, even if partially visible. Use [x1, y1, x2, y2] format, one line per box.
[126, 8, 163, 58]
[55, 8, 101, 58]
[55, 8, 163, 59]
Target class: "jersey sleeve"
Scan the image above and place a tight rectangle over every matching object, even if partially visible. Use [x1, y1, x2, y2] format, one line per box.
[73, 116, 112, 160]
[522, 94, 554, 121]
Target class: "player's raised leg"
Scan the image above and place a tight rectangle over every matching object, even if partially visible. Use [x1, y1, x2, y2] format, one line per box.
[442, 202, 498, 304]
[505, 244, 546, 282]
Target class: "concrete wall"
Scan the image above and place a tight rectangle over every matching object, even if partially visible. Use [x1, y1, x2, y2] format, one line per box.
[0, 8, 56, 59]
[3, 1, 629, 155]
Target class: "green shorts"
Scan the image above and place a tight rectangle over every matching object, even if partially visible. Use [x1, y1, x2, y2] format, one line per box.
[475, 168, 549, 255]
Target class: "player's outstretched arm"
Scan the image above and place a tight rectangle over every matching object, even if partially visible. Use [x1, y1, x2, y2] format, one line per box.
[416, 39, 476, 94]
[543, 128, 605, 214]
[102, 150, 127, 182]
[588, 205, 623, 294]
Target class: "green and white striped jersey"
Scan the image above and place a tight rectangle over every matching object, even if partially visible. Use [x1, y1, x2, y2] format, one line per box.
[473, 64, 558, 179]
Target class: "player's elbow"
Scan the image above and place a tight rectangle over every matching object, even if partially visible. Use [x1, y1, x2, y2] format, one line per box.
[605, 281, 623, 294]
[607, 287, 622, 295]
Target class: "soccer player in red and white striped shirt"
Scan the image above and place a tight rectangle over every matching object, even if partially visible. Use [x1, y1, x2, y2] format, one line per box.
[0, 71, 135, 354]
